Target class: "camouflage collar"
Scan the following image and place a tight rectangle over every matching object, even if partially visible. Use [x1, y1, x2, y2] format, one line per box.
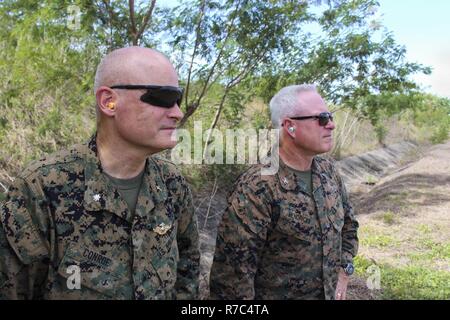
[82, 134, 168, 221]
[136, 157, 169, 217]
[277, 157, 326, 195]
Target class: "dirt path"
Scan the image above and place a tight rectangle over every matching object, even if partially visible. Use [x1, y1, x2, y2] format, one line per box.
[347, 140, 450, 299]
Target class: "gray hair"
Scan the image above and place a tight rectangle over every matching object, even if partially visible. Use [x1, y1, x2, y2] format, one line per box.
[269, 84, 317, 128]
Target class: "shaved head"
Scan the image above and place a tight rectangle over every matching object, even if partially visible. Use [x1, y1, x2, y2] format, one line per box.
[94, 47, 176, 94]
[94, 46, 183, 154]
[94, 46, 179, 124]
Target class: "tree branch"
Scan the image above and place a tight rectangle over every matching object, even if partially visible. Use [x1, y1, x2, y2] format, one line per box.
[202, 85, 231, 159]
[128, 0, 156, 45]
[180, 0, 242, 127]
[194, 0, 242, 105]
[185, 0, 207, 108]
[101, 0, 115, 50]
[129, 0, 137, 45]
[201, 47, 271, 134]
[227, 46, 270, 88]
[136, 0, 157, 42]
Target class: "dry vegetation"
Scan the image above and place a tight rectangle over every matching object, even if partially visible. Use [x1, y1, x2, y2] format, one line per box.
[348, 141, 450, 299]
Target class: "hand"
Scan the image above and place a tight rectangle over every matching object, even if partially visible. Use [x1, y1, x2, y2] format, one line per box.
[335, 268, 350, 300]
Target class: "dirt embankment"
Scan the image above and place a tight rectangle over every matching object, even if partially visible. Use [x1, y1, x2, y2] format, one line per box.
[347, 140, 450, 299]
[194, 140, 450, 299]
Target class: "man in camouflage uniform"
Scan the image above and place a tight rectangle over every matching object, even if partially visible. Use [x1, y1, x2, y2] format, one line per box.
[0, 47, 200, 299]
[210, 84, 359, 300]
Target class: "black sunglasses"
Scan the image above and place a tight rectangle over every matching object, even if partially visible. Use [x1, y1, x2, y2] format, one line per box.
[289, 112, 334, 127]
[110, 85, 183, 108]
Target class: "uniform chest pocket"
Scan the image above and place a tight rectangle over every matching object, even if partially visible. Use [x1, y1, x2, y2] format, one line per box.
[57, 244, 133, 299]
[322, 187, 345, 233]
[275, 202, 316, 245]
[326, 200, 345, 233]
[143, 218, 178, 292]
[145, 217, 177, 258]
[324, 180, 344, 233]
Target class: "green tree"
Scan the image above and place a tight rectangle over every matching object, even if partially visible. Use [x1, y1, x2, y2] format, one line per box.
[0, 0, 435, 179]
[164, 0, 310, 128]
[250, 0, 430, 123]
[0, 0, 100, 175]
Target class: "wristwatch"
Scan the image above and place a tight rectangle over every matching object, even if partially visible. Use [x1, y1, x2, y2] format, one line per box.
[341, 263, 354, 276]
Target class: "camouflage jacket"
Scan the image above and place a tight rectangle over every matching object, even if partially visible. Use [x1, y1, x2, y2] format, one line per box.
[209, 157, 359, 300]
[0, 136, 200, 300]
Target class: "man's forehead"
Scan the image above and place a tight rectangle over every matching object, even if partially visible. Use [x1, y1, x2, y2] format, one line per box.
[111, 64, 178, 88]
[295, 91, 327, 112]
[102, 48, 177, 84]
[298, 90, 323, 102]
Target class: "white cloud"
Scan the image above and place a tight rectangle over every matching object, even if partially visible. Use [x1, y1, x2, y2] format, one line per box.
[408, 48, 450, 98]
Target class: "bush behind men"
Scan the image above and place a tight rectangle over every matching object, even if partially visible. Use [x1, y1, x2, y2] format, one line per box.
[0, 47, 200, 299]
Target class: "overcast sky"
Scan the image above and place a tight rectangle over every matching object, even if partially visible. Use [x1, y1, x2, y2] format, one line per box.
[378, 0, 450, 98]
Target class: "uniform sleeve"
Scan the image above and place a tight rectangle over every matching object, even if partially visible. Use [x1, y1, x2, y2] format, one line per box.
[0, 177, 50, 299]
[174, 181, 200, 299]
[336, 172, 359, 265]
[209, 181, 272, 299]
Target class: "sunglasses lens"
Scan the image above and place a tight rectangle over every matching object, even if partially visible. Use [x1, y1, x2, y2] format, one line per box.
[318, 113, 332, 126]
[140, 88, 183, 108]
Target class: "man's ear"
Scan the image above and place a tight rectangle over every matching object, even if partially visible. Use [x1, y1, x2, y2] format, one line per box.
[282, 119, 296, 137]
[96, 86, 117, 116]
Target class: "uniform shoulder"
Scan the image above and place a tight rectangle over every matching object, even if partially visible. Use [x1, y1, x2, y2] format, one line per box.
[148, 154, 191, 192]
[314, 155, 337, 171]
[149, 154, 183, 176]
[314, 155, 345, 183]
[148, 156, 193, 202]
[232, 163, 276, 190]
[20, 143, 86, 180]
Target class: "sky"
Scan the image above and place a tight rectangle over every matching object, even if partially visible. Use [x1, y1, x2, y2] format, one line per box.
[377, 0, 450, 98]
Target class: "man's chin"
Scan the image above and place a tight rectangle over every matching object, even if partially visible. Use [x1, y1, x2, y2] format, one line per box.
[319, 143, 333, 154]
[157, 140, 178, 151]
[142, 140, 178, 156]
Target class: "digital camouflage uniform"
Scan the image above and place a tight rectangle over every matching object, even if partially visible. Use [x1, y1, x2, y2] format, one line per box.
[0, 136, 200, 300]
[210, 157, 358, 300]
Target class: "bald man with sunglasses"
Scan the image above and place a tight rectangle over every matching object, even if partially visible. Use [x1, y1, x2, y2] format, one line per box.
[210, 84, 359, 300]
[0, 47, 200, 299]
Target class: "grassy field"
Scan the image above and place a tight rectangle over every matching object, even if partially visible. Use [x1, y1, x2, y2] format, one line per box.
[351, 142, 450, 299]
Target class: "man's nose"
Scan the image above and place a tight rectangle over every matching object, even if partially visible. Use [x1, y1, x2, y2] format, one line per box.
[326, 119, 335, 130]
[169, 103, 184, 122]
